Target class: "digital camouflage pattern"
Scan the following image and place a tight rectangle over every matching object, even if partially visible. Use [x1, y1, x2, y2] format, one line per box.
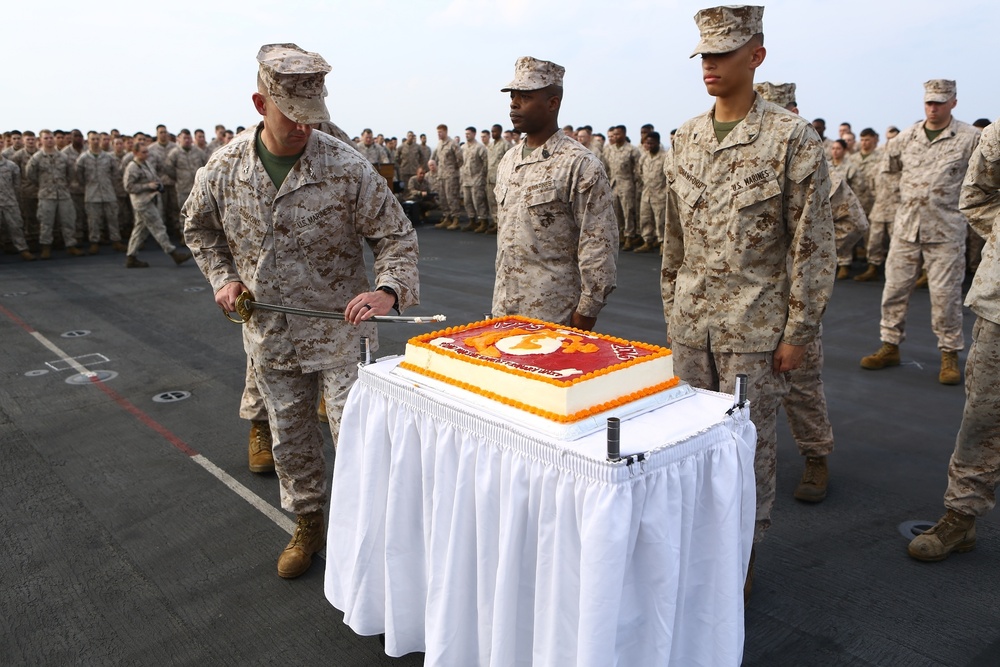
[961, 118, 1000, 324]
[753, 81, 795, 109]
[124, 159, 174, 255]
[432, 137, 463, 218]
[829, 172, 869, 265]
[877, 116, 980, 351]
[783, 332, 834, 458]
[396, 141, 422, 181]
[26, 150, 73, 200]
[639, 146, 667, 242]
[661, 94, 835, 352]
[462, 140, 489, 221]
[924, 78, 956, 103]
[164, 145, 208, 208]
[500, 56, 565, 92]
[183, 124, 419, 373]
[492, 130, 618, 324]
[356, 142, 391, 165]
[829, 157, 871, 220]
[11, 147, 39, 199]
[76, 151, 120, 203]
[690, 5, 763, 57]
[0, 157, 28, 251]
[146, 142, 175, 186]
[602, 142, 641, 237]
[849, 147, 880, 214]
[256, 43, 331, 125]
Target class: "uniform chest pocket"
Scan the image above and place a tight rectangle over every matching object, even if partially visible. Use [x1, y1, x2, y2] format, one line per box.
[526, 185, 560, 208]
[732, 178, 781, 210]
[671, 176, 706, 208]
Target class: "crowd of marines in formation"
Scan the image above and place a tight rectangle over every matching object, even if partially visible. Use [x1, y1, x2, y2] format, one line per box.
[5, 5, 999, 607]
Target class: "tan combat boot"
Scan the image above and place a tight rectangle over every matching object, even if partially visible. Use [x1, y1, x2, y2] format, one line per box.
[633, 241, 656, 253]
[854, 264, 880, 282]
[460, 219, 477, 232]
[112, 241, 128, 252]
[622, 235, 641, 251]
[860, 342, 900, 370]
[40, 244, 52, 260]
[473, 219, 489, 233]
[170, 248, 192, 265]
[20, 250, 36, 261]
[125, 255, 149, 268]
[939, 350, 961, 385]
[434, 216, 451, 229]
[836, 265, 850, 280]
[277, 511, 326, 579]
[486, 222, 497, 234]
[248, 420, 275, 473]
[793, 456, 828, 503]
[67, 245, 85, 257]
[446, 217, 462, 230]
[88, 243, 100, 254]
[907, 509, 975, 562]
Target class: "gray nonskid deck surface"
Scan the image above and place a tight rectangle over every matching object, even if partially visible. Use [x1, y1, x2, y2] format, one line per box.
[0, 226, 997, 666]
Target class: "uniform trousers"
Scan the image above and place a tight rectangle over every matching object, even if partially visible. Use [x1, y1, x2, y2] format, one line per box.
[639, 190, 665, 243]
[85, 201, 121, 243]
[880, 237, 965, 352]
[437, 174, 462, 218]
[253, 360, 358, 515]
[0, 204, 29, 252]
[37, 198, 78, 246]
[670, 341, 789, 543]
[127, 201, 175, 256]
[782, 333, 834, 457]
[944, 317, 1000, 517]
[612, 186, 637, 238]
[867, 217, 893, 266]
[462, 183, 489, 222]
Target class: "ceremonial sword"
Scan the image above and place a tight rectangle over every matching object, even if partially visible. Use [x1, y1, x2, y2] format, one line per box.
[224, 291, 446, 325]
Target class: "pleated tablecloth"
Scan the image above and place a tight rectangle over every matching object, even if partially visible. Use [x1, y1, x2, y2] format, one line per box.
[325, 356, 756, 667]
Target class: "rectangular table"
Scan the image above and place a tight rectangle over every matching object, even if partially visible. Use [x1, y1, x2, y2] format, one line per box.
[325, 356, 756, 666]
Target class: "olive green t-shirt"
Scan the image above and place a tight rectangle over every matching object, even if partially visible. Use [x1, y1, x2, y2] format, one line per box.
[255, 127, 304, 189]
[924, 126, 945, 143]
[714, 117, 744, 143]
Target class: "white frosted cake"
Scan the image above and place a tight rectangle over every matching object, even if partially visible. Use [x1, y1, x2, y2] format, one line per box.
[399, 316, 678, 423]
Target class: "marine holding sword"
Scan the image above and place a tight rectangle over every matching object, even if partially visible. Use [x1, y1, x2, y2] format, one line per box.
[183, 43, 419, 579]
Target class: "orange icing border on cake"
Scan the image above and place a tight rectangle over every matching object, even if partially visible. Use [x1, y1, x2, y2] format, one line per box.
[399, 361, 681, 423]
[406, 315, 672, 388]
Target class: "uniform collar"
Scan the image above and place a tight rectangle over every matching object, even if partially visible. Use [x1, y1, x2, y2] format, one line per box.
[513, 130, 565, 167]
[919, 116, 959, 144]
[694, 92, 767, 151]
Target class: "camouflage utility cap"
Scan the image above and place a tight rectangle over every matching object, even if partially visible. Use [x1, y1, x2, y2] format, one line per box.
[755, 81, 796, 109]
[501, 56, 565, 92]
[690, 5, 764, 58]
[257, 43, 331, 124]
[924, 79, 957, 103]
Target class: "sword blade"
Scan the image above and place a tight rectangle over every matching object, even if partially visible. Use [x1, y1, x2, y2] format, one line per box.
[247, 300, 445, 324]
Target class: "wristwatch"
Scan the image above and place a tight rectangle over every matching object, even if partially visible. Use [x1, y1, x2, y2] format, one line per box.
[376, 285, 399, 313]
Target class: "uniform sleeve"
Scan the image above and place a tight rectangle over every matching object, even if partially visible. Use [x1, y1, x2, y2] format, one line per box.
[25, 155, 37, 186]
[782, 128, 836, 346]
[960, 123, 1000, 240]
[124, 163, 147, 194]
[573, 157, 618, 318]
[182, 167, 243, 293]
[355, 166, 420, 312]
[660, 151, 683, 323]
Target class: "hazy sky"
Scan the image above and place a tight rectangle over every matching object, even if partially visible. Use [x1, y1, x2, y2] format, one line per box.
[6, 0, 997, 142]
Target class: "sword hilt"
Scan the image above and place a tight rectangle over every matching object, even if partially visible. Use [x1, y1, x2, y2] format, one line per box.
[224, 291, 255, 325]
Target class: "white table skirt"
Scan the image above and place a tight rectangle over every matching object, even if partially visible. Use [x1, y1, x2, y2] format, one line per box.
[325, 357, 756, 667]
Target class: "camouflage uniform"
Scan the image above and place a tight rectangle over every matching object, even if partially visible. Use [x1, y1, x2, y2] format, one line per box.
[147, 141, 180, 238]
[111, 150, 133, 240]
[639, 147, 667, 243]
[938, 118, 1000, 514]
[433, 136, 463, 219]
[486, 137, 510, 222]
[868, 145, 902, 266]
[62, 144, 87, 244]
[493, 130, 618, 325]
[164, 145, 207, 216]
[878, 116, 980, 352]
[418, 142, 431, 171]
[849, 148, 880, 216]
[0, 157, 29, 252]
[26, 150, 78, 248]
[12, 147, 39, 246]
[829, 158, 871, 226]
[76, 150, 122, 243]
[356, 142, 390, 165]
[397, 140, 422, 185]
[830, 170, 869, 266]
[661, 94, 836, 543]
[602, 141, 641, 239]
[123, 158, 176, 256]
[460, 140, 489, 223]
[184, 125, 419, 514]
